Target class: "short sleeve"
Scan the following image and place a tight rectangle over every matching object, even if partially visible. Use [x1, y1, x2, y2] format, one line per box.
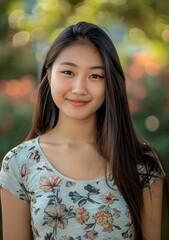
[0, 149, 30, 203]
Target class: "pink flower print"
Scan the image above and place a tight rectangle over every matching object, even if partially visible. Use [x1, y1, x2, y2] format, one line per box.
[44, 205, 68, 228]
[113, 208, 121, 218]
[32, 222, 40, 238]
[125, 207, 131, 219]
[59, 236, 68, 240]
[65, 181, 76, 187]
[20, 164, 30, 181]
[40, 176, 62, 192]
[100, 192, 117, 204]
[28, 150, 40, 162]
[31, 195, 37, 204]
[11, 146, 23, 157]
[94, 210, 113, 232]
[75, 207, 89, 224]
[84, 230, 98, 239]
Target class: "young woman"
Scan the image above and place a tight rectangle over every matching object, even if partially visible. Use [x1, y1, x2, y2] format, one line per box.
[0, 22, 167, 240]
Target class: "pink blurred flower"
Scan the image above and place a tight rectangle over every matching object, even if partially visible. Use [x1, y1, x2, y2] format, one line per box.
[40, 176, 62, 192]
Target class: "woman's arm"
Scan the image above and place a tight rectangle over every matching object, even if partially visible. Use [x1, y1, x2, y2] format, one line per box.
[141, 179, 163, 240]
[1, 188, 32, 240]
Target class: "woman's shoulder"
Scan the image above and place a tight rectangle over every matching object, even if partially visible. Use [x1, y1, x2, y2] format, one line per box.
[137, 160, 165, 179]
[0, 138, 38, 203]
[137, 146, 165, 175]
[2, 137, 38, 165]
[137, 145, 165, 190]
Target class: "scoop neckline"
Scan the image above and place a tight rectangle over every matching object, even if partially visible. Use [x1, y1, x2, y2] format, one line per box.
[35, 136, 107, 183]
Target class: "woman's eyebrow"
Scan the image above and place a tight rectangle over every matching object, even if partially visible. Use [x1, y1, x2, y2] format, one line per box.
[60, 62, 77, 67]
[60, 62, 104, 70]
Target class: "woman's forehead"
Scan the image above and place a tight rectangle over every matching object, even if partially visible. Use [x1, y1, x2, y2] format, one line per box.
[53, 42, 103, 67]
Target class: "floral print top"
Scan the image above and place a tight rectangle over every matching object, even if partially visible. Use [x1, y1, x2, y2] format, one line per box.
[0, 137, 162, 240]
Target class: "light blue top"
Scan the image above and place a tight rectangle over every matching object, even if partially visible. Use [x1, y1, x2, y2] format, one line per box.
[0, 137, 162, 240]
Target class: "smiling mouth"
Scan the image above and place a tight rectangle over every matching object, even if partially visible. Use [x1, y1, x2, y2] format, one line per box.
[66, 98, 90, 107]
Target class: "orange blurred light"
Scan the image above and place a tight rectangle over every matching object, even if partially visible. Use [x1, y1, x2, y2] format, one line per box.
[128, 63, 144, 80]
[144, 62, 160, 76]
[130, 84, 147, 100]
[0, 75, 37, 104]
[128, 99, 141, 113]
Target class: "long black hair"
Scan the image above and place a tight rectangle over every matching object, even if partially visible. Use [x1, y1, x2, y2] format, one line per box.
[26, 21, 167, 239]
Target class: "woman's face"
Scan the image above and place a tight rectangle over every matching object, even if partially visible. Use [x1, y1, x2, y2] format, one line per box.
[49, 42, 105, 121]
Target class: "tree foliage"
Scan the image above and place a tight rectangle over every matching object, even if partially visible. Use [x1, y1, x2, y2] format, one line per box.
[0, 0, 169, 78]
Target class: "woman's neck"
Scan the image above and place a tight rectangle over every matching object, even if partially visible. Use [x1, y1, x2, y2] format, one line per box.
[45, 113, 96, 145]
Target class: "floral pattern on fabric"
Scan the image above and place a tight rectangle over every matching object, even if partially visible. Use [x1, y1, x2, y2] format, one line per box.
[0, 138, 136, 239]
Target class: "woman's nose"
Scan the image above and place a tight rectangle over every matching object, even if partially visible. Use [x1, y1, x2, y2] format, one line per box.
[71, 77, 88, 95]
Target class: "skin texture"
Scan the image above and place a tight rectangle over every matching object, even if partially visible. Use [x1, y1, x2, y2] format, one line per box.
[49, 42, 105, 122]
[141, 180, 163, 240]
[0, 42, 163, 239]
[1, 188, 32, 240]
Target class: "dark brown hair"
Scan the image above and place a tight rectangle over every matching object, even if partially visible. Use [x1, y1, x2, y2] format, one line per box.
[26, 22, 166, 239]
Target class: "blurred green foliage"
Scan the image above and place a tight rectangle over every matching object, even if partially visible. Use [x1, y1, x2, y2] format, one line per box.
[0, 0, 169, 238]
[0, 90, 34, 157]
[132, 77, 169, 163]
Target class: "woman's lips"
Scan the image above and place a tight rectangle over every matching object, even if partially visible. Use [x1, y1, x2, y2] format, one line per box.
[66, 99, 90, 107]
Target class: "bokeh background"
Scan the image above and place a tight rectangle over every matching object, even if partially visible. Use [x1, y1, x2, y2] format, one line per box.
[0, 0, 169, 238]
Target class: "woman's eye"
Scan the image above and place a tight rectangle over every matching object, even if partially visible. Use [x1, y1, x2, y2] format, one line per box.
[62, 71, 74, 76]
[90, 74, 104, 79]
